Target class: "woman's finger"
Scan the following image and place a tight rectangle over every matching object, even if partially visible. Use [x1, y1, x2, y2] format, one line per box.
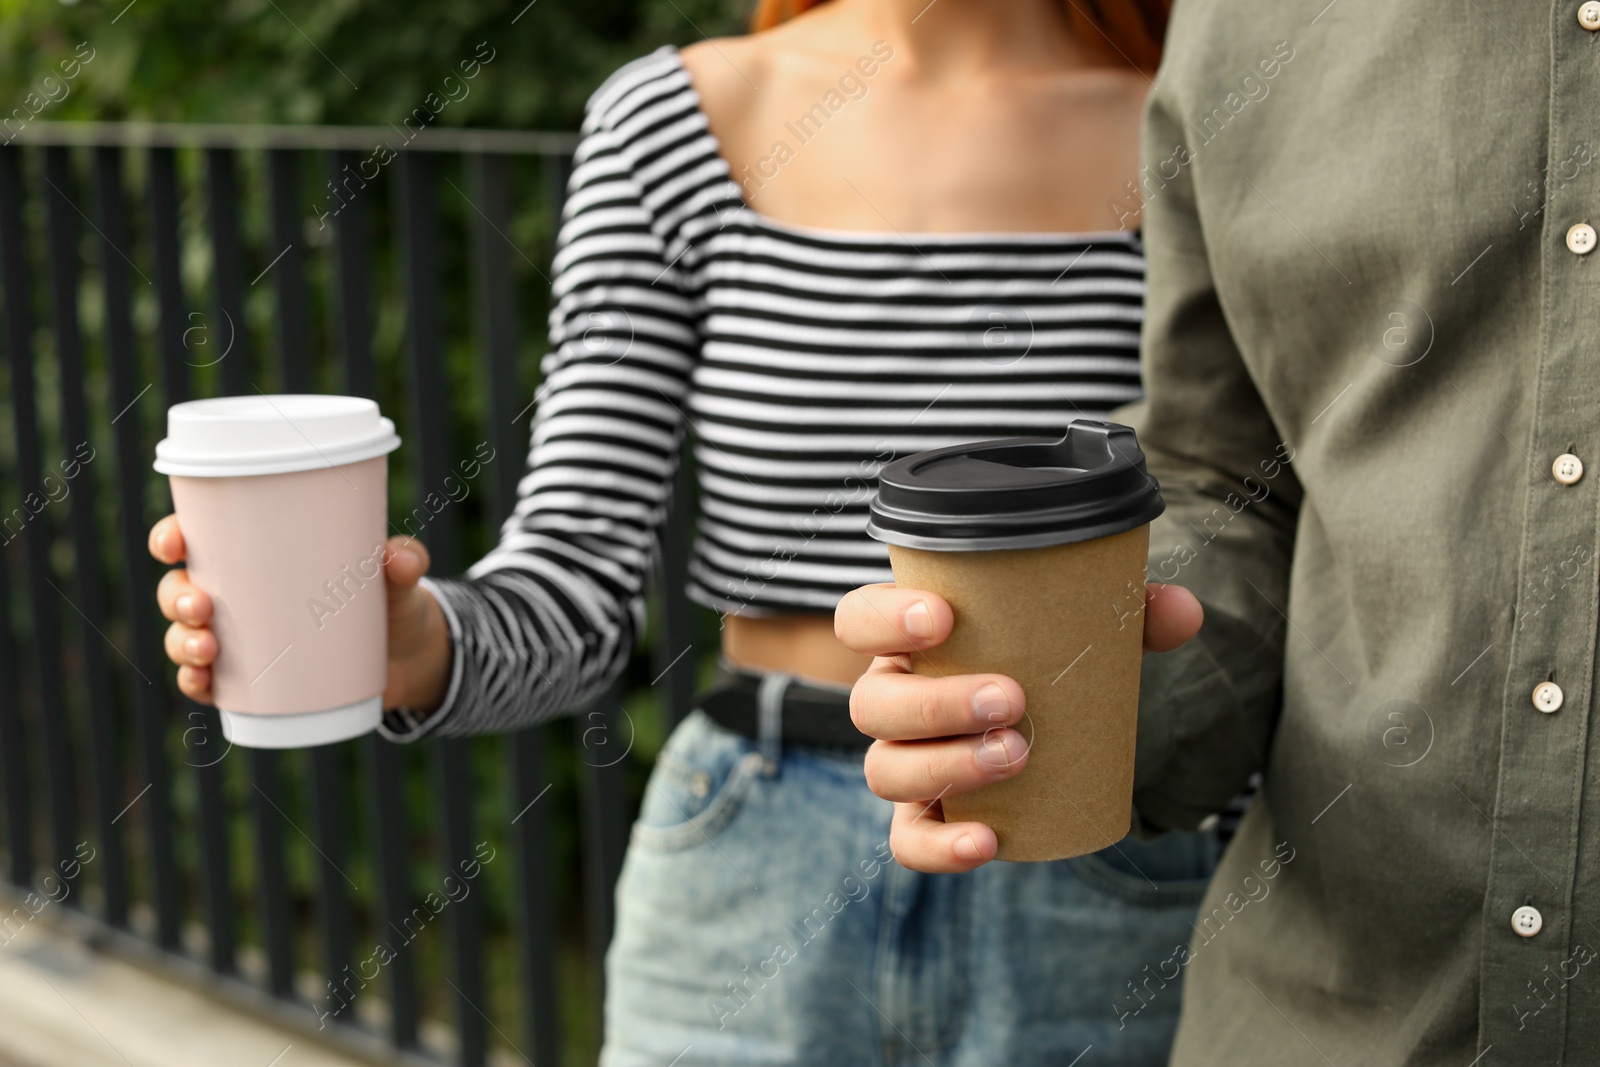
[156, 568, 211, 626]
[862, 730, 1030, 804]
[176, 664, 214, 705]
[834, 583, 954, 657]
[382, 536, 430, 601]
[887, 799, 997, 874]
[850, 667, 1024, 741]
[148, 514, 186, 565]
[164, 621, 216, 668]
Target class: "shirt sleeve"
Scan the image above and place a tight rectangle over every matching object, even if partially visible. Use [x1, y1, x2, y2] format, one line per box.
[1116, 72, 1302, 833]
[380, 76, 697, 741]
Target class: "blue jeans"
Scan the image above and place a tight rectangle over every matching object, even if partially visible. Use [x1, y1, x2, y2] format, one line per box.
[603, 708, 1220, 1066]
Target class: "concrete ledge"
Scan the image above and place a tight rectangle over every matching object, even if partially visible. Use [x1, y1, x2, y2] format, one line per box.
[0, 883, 451, 1067]
[0, 917, 371, 1067]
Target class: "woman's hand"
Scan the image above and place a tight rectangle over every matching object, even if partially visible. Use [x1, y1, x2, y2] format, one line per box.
[149, 516, 454, 715]
[834, 581, 1204, 874]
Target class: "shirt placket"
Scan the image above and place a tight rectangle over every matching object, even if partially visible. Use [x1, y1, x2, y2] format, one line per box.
[1477, 4, 1600, 1059]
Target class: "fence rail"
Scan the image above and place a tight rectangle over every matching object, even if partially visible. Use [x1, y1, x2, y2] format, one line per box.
[0, 121, 698, 1067]
[5, 119, 578, 154]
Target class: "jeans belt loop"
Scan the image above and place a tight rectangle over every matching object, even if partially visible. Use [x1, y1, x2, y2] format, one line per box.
[755, 671, 790, 775]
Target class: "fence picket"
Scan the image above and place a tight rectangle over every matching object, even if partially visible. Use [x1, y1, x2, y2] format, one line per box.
[204, 147, 251, 398]
[267, 149, 313, 392]
[467, 150, 563, 1065]
[0, 147, 37, 889]
[247, 747, 296, 997]
[396, 149, 485, 1067]
[94, 143, 183, 948]
[154, 145, 238, 976]
[43, 145, 129, 927]
[326, 147, 423, 1050]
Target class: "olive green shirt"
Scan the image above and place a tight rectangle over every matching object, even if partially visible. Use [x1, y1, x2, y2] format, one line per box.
[1118, 2, 1600, 1063]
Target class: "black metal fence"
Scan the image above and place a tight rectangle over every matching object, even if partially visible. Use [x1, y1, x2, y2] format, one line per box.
[0, 121, 702, 1066]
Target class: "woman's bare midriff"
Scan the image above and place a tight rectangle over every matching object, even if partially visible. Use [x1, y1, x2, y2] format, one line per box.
[721, 613, 873, 689]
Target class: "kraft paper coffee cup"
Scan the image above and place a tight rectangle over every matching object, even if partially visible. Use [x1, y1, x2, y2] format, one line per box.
[155, 395, 400, 749]
[866, 419, 1164, 862]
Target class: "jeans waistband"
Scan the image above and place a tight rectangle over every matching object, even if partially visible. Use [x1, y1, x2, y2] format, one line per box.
[710, 656, 853, 695]
[696, 658, 867, 758]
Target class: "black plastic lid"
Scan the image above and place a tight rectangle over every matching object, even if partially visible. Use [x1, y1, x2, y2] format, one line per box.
[866, 419, 1165, 551]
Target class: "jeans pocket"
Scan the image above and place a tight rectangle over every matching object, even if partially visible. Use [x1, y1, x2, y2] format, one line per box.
[1066, 831, 1220, 907]
[630, 712, 765, 853]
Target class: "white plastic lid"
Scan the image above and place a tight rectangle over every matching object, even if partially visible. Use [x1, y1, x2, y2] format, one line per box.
[154, 395, 400, 477]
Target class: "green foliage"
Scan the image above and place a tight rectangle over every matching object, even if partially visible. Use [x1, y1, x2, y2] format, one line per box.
[0, 0, 752, 129]
[0, 4, 752, 1062]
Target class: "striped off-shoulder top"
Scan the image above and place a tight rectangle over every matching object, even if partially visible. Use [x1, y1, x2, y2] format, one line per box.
[384, 46, 1146, 738]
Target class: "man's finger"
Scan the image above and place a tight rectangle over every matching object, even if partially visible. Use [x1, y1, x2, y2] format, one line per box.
[862, 731, 1030, 803]
[834, 583, 954, 657]
[1143, 582, 1204, 653]
[851, 668, 1024, 741]
[888, 800, 997, 873]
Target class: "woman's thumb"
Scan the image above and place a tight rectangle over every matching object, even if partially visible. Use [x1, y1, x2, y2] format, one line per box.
[383, 536, 431, 600]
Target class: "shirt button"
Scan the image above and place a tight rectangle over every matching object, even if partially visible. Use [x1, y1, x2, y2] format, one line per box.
[1581, 1, 1600, 30]
[1553, 453, 1585, 485]
[1568, 222, 1597, 254]
[1513, 905, 1544, 938]
[690, 771, 711, 798]
[1533, 681, 1565, 714]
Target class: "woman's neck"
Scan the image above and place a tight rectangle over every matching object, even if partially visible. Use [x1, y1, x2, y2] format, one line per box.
[828, 0, 1099, 80]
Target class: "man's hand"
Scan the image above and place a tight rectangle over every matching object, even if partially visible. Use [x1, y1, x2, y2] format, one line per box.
[835, 581, 1203, 873]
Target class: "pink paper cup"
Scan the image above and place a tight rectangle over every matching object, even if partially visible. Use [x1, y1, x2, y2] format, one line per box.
[155, 395, 400, 748]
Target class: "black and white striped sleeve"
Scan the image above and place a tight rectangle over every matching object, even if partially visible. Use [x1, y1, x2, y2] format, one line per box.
[380, 65, 697, 741]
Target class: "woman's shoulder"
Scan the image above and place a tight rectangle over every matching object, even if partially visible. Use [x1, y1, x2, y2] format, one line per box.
[580, 36, 788, 141]
[677, 33, 779, 107]
[590, 17, 857, 141]
[582, 46, 699, 135]
[674, 33, 790, 150]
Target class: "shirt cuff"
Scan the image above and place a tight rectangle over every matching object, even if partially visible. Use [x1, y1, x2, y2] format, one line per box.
[377, 575, 465, 743]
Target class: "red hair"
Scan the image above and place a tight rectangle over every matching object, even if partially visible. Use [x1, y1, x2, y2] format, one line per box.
[750, 0, 1170, 71]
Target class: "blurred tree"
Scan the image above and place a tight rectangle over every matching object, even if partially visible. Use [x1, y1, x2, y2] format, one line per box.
[0, 0, 752, 130]
[0, 7, 759, 1065]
